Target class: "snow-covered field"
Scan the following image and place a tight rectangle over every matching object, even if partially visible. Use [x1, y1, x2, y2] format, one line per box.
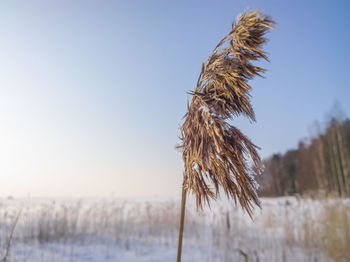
[0, 196, 349, 262]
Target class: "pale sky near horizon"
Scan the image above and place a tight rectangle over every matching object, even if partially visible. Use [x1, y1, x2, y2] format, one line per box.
[0, 0, 349, 198]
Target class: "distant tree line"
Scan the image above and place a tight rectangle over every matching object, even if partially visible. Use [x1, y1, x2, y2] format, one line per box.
[258, 108, 350, 197]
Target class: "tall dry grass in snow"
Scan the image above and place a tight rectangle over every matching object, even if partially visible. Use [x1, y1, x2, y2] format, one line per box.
[1, 197, 349, 262]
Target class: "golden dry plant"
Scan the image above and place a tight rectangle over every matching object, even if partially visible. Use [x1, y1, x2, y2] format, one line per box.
[178, 10, 275, 217]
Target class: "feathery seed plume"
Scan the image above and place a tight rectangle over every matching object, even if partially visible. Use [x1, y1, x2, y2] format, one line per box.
[178, 10, 275, 217]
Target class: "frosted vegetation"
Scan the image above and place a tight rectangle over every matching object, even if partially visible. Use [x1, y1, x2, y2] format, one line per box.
[0, 197, 349, 262]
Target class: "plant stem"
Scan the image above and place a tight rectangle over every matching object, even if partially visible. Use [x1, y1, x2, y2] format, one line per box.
[176, 183, 187, 262]
[2, 209, 21, 262]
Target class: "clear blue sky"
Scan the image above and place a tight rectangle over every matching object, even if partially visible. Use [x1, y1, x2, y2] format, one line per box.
[0, 0, 349, 198]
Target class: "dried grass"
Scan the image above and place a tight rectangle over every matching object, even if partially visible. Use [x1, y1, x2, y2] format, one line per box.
[1, 210, 21, 262]
[315, 205, 350, 262]
[178, 10, 275, 216]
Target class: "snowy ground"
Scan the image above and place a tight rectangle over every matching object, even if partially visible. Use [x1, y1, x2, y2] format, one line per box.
[0, 196, 349, 262]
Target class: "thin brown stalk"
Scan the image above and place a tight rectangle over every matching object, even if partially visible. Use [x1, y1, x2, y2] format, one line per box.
[176, 184, 187, 262]
[1, 210, 21, 262]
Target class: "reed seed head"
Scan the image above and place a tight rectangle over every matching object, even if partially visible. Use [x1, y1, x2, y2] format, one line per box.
[178, 10, 275, 217]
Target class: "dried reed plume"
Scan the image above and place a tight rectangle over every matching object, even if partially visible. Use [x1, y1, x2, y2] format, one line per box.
[178, 10, 275, 217]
